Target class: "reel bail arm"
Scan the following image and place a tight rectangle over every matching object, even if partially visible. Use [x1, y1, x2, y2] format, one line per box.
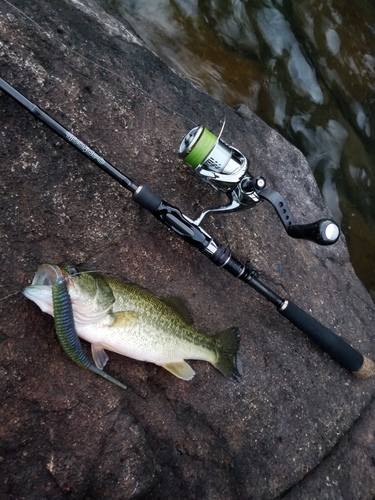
[179, 124, 340, 246]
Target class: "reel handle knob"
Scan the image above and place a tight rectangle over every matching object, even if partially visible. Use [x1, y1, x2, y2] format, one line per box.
[287, 219, 340, 246]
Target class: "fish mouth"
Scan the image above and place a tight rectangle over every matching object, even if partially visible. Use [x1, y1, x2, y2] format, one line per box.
[23, 264, 64, 316]
[31, 264, 63, 286]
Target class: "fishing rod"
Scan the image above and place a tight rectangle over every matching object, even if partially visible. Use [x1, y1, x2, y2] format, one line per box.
[1, 77, 374, 379]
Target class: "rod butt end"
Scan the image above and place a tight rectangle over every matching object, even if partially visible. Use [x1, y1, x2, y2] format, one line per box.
[352, 356, 375, 380]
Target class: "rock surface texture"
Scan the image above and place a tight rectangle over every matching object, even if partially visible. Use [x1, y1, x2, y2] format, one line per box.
[1, 0, 375, 498]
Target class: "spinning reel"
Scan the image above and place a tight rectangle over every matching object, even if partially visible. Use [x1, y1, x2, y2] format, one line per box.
[179, 120, 340, 246]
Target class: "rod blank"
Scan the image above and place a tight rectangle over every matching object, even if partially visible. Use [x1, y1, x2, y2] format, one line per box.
[0, 78, 138, 193]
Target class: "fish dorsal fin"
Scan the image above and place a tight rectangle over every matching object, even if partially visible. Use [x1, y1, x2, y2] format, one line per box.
[125, 282, 158, 297]
[161, 297, 194, 325]
[91, 343, 109, 370]
[161, 361, 195, 380]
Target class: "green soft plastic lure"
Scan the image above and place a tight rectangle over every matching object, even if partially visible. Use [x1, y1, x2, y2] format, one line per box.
[51, 277, 127, 390]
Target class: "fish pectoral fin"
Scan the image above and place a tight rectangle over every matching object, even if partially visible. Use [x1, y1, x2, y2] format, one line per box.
[91, 343, 110, 370]
[160, 361, 195, 380]
[111, 311, 139, 327]
[91, 311, 138, 369]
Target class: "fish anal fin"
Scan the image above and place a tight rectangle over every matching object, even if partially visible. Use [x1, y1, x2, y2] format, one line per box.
[161, 297, 193, 325]
[91, 343, 109, 370]
[161, 361, 195, 380]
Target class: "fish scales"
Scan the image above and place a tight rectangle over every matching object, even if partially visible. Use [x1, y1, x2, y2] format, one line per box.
[108, 280, 217, 354]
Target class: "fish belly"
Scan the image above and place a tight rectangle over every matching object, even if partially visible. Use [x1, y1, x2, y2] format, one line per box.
[76, 319, 217, 366]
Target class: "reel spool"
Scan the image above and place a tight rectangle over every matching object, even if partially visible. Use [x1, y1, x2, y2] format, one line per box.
[179, 121, 248, 192]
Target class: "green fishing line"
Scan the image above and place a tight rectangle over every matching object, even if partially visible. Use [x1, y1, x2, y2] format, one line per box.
[184, 128, 217, 167]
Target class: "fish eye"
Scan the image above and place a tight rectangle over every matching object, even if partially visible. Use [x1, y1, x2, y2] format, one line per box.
[68, 267, 79, 277]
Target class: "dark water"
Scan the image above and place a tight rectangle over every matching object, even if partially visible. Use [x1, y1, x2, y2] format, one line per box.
[106, 0, 375, 301]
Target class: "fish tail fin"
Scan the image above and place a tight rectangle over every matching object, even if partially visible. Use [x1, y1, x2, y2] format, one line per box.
[213, 327, 242, 381]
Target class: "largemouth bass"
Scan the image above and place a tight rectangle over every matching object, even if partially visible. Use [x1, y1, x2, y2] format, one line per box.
[23, 264, 242, 381]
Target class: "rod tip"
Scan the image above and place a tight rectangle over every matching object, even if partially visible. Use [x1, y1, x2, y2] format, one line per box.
[352, 356, 375, 380]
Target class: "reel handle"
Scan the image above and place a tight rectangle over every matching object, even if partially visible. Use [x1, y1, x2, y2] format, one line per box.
[256, 183, 340, 245]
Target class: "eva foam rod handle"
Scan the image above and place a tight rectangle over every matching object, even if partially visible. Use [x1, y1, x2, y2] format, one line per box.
[278, 300, 375, 378]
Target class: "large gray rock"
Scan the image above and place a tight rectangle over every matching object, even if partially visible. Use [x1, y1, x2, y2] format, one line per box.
[1, 0, 374, 498]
